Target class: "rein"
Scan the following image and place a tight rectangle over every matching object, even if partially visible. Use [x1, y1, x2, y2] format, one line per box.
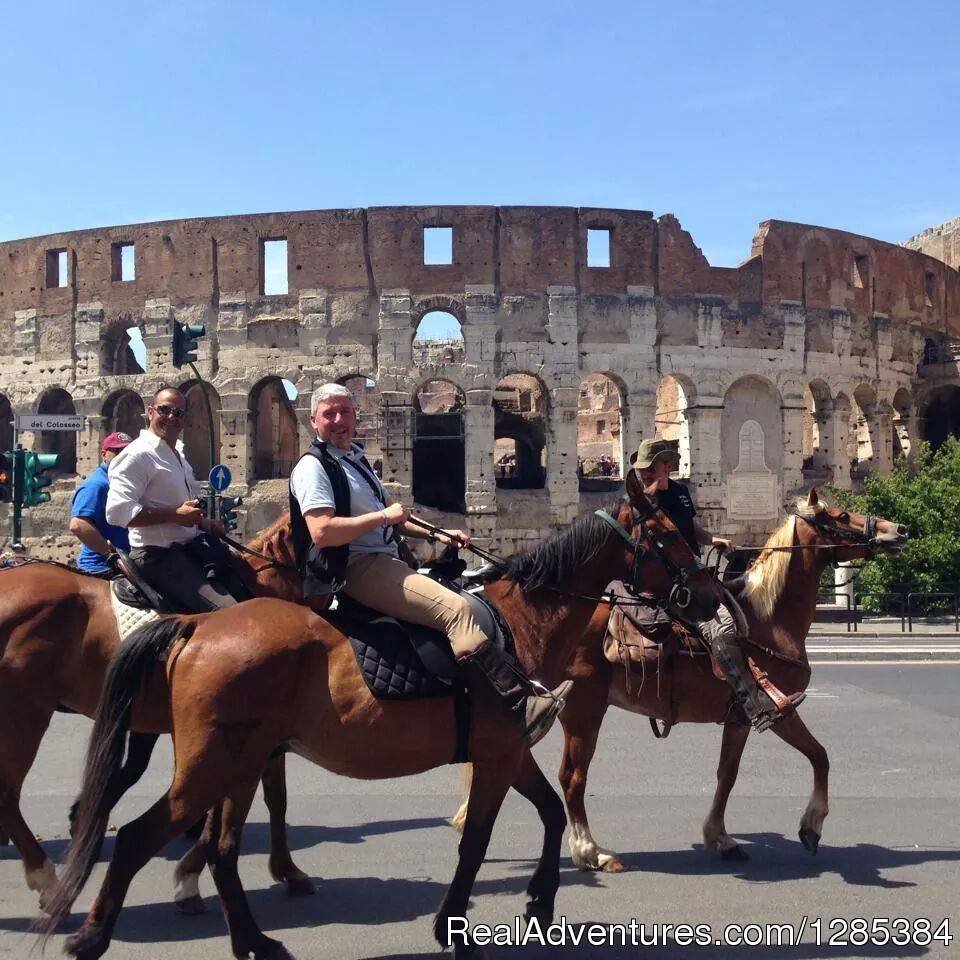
[217, 532, 298, 572]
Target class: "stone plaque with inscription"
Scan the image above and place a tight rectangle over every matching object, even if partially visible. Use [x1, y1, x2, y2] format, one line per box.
[728, 472, 778, 519]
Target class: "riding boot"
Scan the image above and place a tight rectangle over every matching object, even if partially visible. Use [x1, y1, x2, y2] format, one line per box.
[457, 640, 573, 746]
[700, 608, 805, 732]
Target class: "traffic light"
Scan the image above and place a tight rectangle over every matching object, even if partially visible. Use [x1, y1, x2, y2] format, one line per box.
[0, 452, 11, 503]
[22, 451, 57, 507]
[171, 321, 206, 369]
[218, 495, 242, 533]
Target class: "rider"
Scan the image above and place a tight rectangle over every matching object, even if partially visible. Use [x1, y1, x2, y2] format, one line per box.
[288, 382, 572, 745]
[69, 431, 133, 574]
[105, 387, 246, 614]
[630, 437, 804, 731]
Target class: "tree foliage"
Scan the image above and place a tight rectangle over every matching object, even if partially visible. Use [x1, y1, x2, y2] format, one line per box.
[830, 439, 960, 611]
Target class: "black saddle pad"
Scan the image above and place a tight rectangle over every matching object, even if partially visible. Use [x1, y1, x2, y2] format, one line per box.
[324, 607, 458, 700]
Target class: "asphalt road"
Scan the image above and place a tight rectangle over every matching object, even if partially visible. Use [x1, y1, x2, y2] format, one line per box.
[2, 664, 958, 960]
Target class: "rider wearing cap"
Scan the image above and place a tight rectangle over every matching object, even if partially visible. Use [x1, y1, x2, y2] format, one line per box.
[288, 382, 572, 745]
[105, 387, 245, 613]
[630, 437, 804, 731]
[69, 432, 134, 574]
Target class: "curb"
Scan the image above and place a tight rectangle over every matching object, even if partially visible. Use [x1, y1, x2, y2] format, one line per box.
[808, 645, 960, 663]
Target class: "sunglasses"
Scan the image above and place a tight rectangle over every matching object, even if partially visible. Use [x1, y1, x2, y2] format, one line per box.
[153, 403, 186, 418]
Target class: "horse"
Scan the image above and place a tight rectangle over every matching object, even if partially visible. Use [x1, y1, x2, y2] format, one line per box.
[40, 476, 720, 960]
[0, 513, 313, 911]
[454, 488, 907, 874]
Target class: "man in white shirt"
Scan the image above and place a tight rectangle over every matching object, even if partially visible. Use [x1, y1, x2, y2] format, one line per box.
[106, 387, 241, 613]
[288, 383, 572, 746]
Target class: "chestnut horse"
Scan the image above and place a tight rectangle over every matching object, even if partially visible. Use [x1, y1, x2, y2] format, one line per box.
[453, 489, 906, 874]
[0, 514, 312, 910]
[41, 480, 719, 960]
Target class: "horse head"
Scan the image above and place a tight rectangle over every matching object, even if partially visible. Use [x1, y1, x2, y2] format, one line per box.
[621, 470, 720, 622]
[795, 487, 908, 562]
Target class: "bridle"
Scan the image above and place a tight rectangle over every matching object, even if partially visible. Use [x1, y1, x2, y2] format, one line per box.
[594, 504, 704, 612]
[792, 510, 881, 548]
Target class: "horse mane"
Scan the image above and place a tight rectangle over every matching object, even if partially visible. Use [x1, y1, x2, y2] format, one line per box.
[503, 500, 622, 592]
[245, 511, 295, 562]
[741, 501, 823, 620]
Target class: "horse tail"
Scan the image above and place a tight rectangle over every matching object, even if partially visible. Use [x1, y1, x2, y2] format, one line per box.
[449, 763, 473, 833]
[36, 616, 193, 940]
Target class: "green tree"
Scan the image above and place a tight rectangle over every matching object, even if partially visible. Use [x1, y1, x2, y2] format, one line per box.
[831, 439, 960, 612]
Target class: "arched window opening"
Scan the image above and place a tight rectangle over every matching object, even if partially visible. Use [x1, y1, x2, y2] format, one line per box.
[0, 393, 12, 457]
[37, 388, 77, 474]
[179, 381, 222, 479]
[251, 377, 299, 481]
[493, 374, 547, 490]
[655, 375, 691, 477]
[413, 380, 465, 512]
[892, 388, 912, 460]
[921, 386, 960, 452]
[413, 311, 464, 367]
[577, 373, 622, 491]
[101, 315, 146, 375]
[339, 375, 382, 476]
[102, 390, 144, 441]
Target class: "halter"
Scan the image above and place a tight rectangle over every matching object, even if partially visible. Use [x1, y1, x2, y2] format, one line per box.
[594, 506, 702, 611]
[792, 511, 882, 549]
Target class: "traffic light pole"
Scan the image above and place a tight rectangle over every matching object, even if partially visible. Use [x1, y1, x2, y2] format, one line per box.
[11, 446, 24, 549]
[188, 360, 219, 520]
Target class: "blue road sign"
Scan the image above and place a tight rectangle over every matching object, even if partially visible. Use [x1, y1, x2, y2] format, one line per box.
[209, 464, 232, 492]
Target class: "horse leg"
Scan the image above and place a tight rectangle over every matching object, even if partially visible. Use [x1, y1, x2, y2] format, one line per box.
[63, 785, 214, 960]
[69, 732, 160, 837]
[172, 809, 215, 914]
[510, 749, 566, 928]
[769, 711, 829, 854]
[205, 783, 292, 960]
[702, 720, 751, 861]
[0, 697, 57, 909]
[558, 700, 622, 872]
[434, 757, 517, 959]
[262, 750, 314, 895]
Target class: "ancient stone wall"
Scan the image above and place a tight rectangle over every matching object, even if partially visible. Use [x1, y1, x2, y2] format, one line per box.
[906, 217, 960, 271]
[2, 205, 957, 560]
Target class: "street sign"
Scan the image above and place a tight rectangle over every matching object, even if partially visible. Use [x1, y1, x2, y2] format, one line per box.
[15, 413, 85, 432]
[209, 463, 232, 492]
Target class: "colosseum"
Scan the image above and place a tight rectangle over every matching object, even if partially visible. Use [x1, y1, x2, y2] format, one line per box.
[1, 206, 958, 561]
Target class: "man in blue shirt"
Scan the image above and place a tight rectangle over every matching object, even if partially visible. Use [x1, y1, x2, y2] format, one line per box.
[70, 431, 133, 573]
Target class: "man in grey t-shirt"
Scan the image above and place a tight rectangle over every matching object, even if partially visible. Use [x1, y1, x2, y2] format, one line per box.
[289, 383, 572, 746]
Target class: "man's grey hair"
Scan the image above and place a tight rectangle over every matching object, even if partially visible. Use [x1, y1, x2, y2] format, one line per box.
[310, 382, 354, 416]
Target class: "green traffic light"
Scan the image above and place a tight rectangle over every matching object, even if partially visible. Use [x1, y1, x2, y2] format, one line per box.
[172, 321, 207, 369]
[22, 450, 58, 507]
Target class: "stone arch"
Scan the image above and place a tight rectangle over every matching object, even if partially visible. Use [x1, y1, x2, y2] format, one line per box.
[721, 375, 783, 477]
[577, 372, 624, 490]
[179, 380, 222, 478]
[802, 379, 832, 476]
[0, 392, 12, 457]
[100, 312, 145, 375]
[37, 387, 77, 473]
[891, 387, 913, 460]
[412, 296, 466, 328]
[249, 376, 299, 481]
[655, 373, 695, 478]
[919, 385, 960, 451]
[493, 372, 549, 490]
[412, 303, 465, 367]
[852, 383, 878, 472]
[338, 374, 383, 475]
[102, 389, 144, 441]
[413, 378, 465, 512]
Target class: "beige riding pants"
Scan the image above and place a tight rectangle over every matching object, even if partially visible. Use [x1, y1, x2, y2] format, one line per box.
[342, 552, 487, 656]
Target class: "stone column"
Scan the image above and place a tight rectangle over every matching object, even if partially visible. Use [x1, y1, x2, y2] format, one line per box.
[781, 389, 806, 496]
[697, 298, 724, 349]
[685, 399, 723, 511]
[829, 403, 851, 487]
[812, 399, 835, 472]
[14, 310, 39, 379]
[219, 395, 252, 487]
[545, 287, 580, 524]
[298, 289, 329, 356]
[74, 302, 104, 380]
[781, 300, 806, 359]
[463, 388, 496, 516]
[872, 405, 894, 474]
[378, 290, 413, 369]
[75, 407, 104, 477]
[831, 308, 851, 359]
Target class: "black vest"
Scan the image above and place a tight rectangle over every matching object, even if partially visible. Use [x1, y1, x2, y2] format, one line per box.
[289, 439, 390, 596]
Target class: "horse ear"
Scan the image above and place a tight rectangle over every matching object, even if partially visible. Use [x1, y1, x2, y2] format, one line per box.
[808, 486, 819, 507]
[626, 469, 653, 517]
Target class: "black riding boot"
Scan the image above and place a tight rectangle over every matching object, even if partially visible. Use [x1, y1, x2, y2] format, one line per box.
[701, 607, 805, 732]
[458, 640, 573, 746]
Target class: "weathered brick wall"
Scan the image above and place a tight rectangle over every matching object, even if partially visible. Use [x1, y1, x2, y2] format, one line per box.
[1, 205, 956, 558]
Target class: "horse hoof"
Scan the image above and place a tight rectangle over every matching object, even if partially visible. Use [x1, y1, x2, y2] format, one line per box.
[285, 875, 316, 897]
[253, 936, 293, 960]
[799, 827, 820, 855]
[175, 894, 206, 915]
[454, 940, 485, 960]
[720, 844, 750, 862]
[598, 853, 627, 873]
[524, 898, 555, 928]
[64, 927, 108, 960]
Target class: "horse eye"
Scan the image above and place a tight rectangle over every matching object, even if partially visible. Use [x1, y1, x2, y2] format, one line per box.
[838, 512, 849, 523]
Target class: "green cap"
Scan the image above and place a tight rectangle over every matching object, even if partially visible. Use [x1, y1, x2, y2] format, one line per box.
[630, 438, 680, 470]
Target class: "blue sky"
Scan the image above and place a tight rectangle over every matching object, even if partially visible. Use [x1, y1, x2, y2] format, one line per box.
[1, 1, 957, 268]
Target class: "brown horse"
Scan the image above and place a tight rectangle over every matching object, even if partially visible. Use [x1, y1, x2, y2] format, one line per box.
[453, 489, 906, 873]
[41, 478, 720, 960]
[0, 514, 313, 910]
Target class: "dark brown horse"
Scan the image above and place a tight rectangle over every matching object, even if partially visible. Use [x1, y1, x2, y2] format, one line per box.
[41, 478, 719, 960]
[453, 489, 906, 873]
[0, 514, 313, 910]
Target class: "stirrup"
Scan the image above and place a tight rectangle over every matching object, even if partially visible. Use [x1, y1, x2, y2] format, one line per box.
[751, 690, 807, 732]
